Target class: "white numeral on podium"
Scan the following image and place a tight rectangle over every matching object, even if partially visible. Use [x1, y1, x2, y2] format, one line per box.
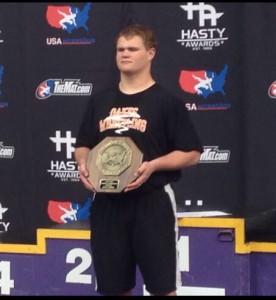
[0, 261, 14, 295]
[66, 248, 92, 284]
[178, 236, 190, 272]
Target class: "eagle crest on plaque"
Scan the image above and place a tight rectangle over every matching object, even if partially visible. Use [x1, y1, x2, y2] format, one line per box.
[87, 137, 143, 193]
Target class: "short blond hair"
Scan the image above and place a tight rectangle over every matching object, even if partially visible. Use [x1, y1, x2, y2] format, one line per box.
[116, 24, 157, 50]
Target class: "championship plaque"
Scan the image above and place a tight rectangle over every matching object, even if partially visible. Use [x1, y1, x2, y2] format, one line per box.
[87, 137, 143, 193]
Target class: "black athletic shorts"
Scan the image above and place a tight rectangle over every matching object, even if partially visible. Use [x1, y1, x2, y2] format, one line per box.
[89, 183, 181, 295]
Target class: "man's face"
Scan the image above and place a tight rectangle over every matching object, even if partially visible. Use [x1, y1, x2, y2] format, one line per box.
[116, 35, 155, 75]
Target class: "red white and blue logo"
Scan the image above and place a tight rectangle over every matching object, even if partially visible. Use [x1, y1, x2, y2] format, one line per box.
[0, 65, 4, 97]
[179, 65, 228, 99]
[47, 197, 92, 224]
[46, 3, 91, 33]
[35, 79, 92, 99]
[0, 65, 8, 109]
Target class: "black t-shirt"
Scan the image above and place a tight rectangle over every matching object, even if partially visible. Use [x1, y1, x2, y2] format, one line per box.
[75, 83, 202, 193]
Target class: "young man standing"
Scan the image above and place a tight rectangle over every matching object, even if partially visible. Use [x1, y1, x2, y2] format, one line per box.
[74, 24, 203, 296]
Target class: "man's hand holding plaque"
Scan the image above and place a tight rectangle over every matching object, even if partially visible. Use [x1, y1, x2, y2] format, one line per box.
[86, 137, 143, 193]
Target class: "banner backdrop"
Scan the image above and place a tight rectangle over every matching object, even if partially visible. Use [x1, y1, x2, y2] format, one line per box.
[0, 2, 276, 244]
